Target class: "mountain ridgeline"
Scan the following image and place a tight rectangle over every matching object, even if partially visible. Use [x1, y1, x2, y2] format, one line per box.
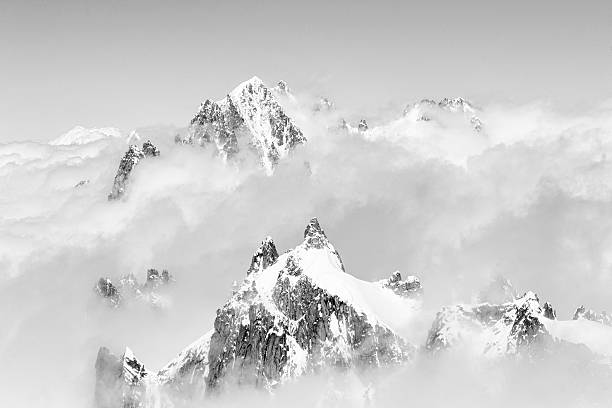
[95, 218, 420, 407]
[94, 218, 612, 408]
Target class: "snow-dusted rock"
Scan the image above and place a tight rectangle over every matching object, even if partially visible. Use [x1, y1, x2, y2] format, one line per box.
[108, 140, 160, 200]
[358, 119, 368, 132]
[95, 347, 149, 408]
[94, 269, 173, 309]
[543, 302, 557, 320]
[97, 218, 419, 405]
[425, 292, 552, 356]
[246, 236, 279, 275]
[181, 76, 305, 173]
[379, 271, 422, 297]
[206, 218, 413, 392]
[404, 97, 483, 132]
[95, 277, 121, 307]
[573, 306, 612, 326]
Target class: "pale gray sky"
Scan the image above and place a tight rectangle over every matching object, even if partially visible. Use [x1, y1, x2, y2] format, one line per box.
[1, 0, 611, 142]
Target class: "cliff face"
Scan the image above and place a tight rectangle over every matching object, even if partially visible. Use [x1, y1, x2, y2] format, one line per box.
[108, 141, 160, 200]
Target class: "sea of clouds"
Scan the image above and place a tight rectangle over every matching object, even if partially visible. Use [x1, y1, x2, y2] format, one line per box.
[1, 90, 612, 407]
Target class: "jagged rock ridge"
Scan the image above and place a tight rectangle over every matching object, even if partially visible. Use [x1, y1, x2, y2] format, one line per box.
[207, 218, 413, 392]
[180, 76, 306, 173]
[426, 291, 553, 356]
[95, 218, 420, 407]
[403, 97, 483, 132]
[573, 306, 612, 326]
[108, 140, 160, 200]
[94, 268, 173, 308]
[379, 271, 422, 297]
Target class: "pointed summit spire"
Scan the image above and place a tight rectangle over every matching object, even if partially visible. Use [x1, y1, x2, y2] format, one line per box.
[122, 347, 148, 385]
[247, 236, 279, 275]
[304, 218, 328, 249]
[543, 302, 556, 319]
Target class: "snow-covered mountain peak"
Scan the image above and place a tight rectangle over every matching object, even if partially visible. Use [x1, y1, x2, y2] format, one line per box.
[228, 75, 266, 100]
[96, 219, 421, 405]
[426, 290, 550, 357]
[303, 217, 329, 249]
[184, 77, 305, 173]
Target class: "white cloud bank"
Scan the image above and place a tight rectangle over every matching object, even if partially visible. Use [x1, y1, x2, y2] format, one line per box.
[1, 93, 612, 406]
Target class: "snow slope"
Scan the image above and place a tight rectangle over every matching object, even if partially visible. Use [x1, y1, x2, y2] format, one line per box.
[50, 126, 123, 145]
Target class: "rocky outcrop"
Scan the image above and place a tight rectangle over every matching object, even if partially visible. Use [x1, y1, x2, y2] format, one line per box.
[94, 347, 148, 408]
[144, 268, 173, 289]
[426, 292, 552, 356]
[94, 269, 173, 308]
[246, 236, 279, 275]
[379, 271, 422, 297]
[543, 302, 556, 319]
[573, 306, 612, 326]
[108, 141, 160, 200]
[95, 278, 121, 307]
[181, 77, 305, 173]
[358, 119, 368, 132]
[404, 97, 483, 132]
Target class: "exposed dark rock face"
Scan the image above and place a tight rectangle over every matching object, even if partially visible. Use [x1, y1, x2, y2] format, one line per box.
[358, 119, 368, 132]
[108, 141, 160, 200]
[303, 217, 327, 249]
[95, 347, 148, 408]
[380, 271, 422, 297]
[509, 293, 550, 353]
[94, 269, 173, 308]
[145, 268, 173, 289]
[141, 140, 160, 157]
[186, 97, 244, 159]
[95, 278, 121, 307]
[181, 77, 305, 172]
[543, 302, 557, 319]
[247, 237, 279, 275]
[573, 306, 612, 326]
[426, 292, 552, 356]
[207, 258, 411, 393]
